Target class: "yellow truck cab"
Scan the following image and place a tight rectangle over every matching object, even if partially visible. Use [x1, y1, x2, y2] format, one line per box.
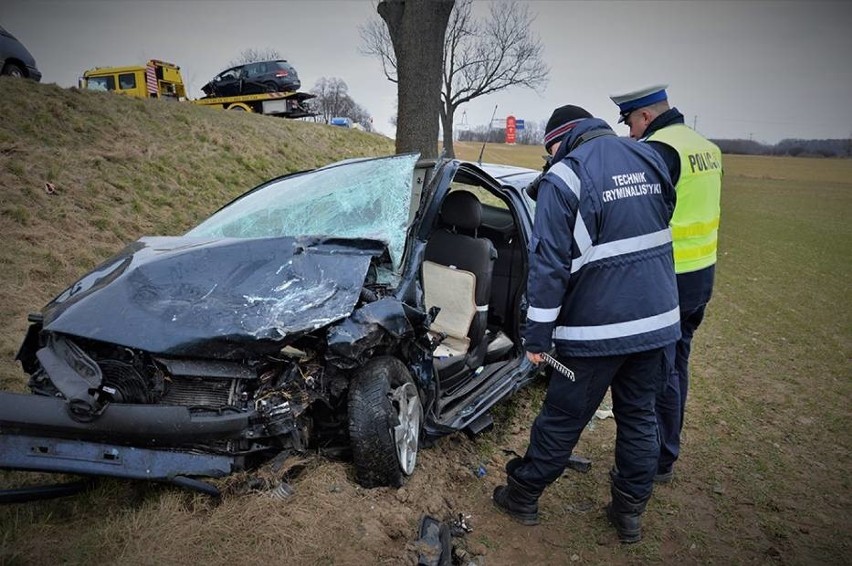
[80, 60, 187, 100]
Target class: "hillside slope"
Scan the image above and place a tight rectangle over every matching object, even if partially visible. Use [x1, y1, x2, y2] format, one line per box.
[0, 78, 394, 389]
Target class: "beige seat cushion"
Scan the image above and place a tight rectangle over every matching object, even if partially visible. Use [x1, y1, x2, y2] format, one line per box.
[422, 260, 477, 358]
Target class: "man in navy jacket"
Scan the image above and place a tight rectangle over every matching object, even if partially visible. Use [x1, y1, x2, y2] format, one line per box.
[493, 105, 680, 543]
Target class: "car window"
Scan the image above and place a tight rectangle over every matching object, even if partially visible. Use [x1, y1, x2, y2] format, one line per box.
[449, 182, 508, 210]
[87, 76, 115, 91]
[118, 73, 136, 90]
[186, 153, 420, 270]
[218, 69, 239, 81]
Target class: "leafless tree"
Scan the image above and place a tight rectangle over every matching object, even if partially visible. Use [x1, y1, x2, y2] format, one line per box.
[375, 0, 454, 158]
[362, 0, 548, 157]
[310, 77, 373, 131]
[229, 48, 283, 66]
[311, 77, 350, 124]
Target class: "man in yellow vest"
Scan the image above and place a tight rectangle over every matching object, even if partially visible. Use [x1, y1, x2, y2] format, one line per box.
[609, 85, 722, 484]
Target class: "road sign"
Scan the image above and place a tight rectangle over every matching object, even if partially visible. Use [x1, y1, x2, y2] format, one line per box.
[505, 115, 516, 144]
[516, 119, 525, 130]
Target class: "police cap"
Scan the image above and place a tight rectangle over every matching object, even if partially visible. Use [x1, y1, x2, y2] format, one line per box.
[609, 84, 668, 123]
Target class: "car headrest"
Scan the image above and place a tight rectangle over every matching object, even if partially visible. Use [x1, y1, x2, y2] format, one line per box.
[439, 190, 482, 231]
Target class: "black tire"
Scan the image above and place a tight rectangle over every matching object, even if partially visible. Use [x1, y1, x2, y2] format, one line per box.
[348, 356, 422, 488]
[2, 63, 24, 78]
[264, 81, 279, 93]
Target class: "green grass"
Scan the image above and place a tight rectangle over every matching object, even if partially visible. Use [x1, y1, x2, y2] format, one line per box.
[1, 79, 850, 564]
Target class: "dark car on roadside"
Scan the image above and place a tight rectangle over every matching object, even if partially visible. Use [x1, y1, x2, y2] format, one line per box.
[0, 154, 542, 498]
[0, 24, 41, 81]
[201, 60, 300, 98]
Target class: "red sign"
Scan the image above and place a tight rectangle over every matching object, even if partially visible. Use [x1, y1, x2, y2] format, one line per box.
[505, 115, 516, 144]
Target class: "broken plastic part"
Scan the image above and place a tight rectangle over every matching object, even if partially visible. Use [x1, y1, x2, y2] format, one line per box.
[269, 482, 295, 500]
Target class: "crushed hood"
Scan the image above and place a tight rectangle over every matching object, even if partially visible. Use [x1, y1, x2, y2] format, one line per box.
[42, 236, 387, 358]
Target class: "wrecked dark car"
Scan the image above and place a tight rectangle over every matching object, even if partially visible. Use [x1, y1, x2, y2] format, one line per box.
[201, 60, 301, 98]
[0, 154, 541, 496]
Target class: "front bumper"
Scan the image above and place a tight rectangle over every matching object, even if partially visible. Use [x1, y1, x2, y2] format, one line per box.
[0, 392, 250, 445]
[0, 392, 249, 488]
[1, 434, 235, 482]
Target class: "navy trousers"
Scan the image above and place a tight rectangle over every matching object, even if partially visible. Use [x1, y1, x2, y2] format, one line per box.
[513, 348, 666, 502]
[657, 304, 706, 473]
[656, 265, 715, 473]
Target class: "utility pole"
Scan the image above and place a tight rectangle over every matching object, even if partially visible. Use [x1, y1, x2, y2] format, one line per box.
[693, 115, 698, 130]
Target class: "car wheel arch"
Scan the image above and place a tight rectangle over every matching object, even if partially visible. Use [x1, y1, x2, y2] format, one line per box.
[2, 61, 26, 78]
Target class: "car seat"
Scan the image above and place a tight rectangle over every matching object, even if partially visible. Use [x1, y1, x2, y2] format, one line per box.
[424, 190, 497, 384]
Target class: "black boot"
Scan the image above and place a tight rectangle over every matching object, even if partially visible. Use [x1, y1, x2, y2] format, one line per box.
[493, 476, 541, 526]
[606, 484, 648, 544]
[505, 456, 524, 476]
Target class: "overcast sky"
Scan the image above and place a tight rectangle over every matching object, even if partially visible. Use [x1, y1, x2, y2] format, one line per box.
[3, 0, 851, 143]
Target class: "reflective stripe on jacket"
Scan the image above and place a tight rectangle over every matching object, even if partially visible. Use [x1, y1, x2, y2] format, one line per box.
[646, 124, 722, 273]
[524, 118, 681, 357]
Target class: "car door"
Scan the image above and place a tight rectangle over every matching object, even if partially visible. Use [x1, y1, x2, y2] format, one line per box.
[238, 62, 268, 95]
[413, 161, 538, 433]
[213, 68, 242, 97]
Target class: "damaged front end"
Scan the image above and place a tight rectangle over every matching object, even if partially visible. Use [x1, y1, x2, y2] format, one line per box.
[1, 235, 431, 495]
[3, 322, 341, 493]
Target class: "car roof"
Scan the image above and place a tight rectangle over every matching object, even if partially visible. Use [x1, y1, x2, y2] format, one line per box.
[476, 162, 539, 190]
[237, 59, 291, 67]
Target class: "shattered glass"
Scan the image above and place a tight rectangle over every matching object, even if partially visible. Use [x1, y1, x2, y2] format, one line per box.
[187, 154, 419, 270]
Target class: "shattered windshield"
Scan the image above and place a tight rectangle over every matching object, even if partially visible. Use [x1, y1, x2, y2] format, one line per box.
[187, 153, 419, 270]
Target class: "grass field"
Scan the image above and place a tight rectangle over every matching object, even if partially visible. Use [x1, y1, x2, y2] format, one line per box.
[1, 81, 850, 564]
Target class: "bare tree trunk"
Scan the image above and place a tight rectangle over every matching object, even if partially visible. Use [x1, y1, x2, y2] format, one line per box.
[441, 104, 456, 158]
[379, 0, 454, 159]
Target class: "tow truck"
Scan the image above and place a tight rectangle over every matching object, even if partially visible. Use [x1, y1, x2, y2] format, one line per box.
[79, 60, 315, 118]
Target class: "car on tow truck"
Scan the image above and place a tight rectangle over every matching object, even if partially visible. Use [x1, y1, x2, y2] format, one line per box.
[79, 59, 315, 118]
[201, 60, 301, 97]
[0, 154, 540, 497]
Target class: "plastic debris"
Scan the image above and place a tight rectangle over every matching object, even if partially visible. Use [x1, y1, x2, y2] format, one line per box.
[416, 515, 451, 566]
[450, 513, 473, 536]
[268, 481, 295, 500]
[565, 453, 592, 474]
[594, 408, 614, 420]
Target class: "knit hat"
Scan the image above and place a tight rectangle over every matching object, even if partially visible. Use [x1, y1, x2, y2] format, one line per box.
[544, 105, 593, 152]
